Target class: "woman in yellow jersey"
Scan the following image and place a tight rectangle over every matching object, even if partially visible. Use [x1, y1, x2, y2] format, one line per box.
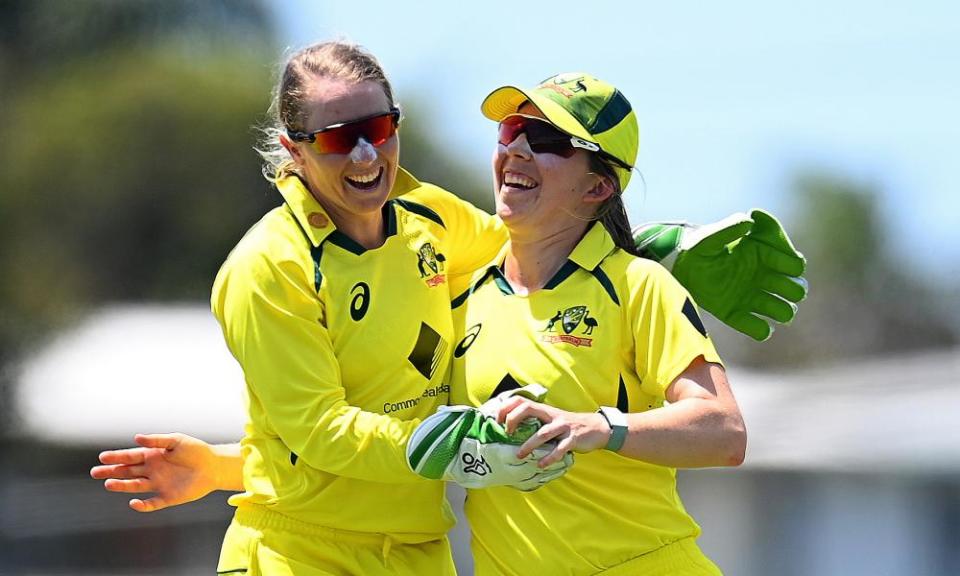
[102, 40, 565, 575]
[442, 73, 744, 575]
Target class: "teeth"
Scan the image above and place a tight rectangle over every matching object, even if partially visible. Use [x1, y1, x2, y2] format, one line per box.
[504, 172, 537, 189]
[347, 170, 380, 184]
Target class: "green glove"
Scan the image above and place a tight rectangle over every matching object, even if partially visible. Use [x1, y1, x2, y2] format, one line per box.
[407, 404, 572, 491]
[633, 210, 807, 341]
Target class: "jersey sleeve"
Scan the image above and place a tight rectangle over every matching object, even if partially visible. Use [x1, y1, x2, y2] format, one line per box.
[624, 260, 724, 398]
[409, 184, 507, 293]
[211, 247, 425, 484]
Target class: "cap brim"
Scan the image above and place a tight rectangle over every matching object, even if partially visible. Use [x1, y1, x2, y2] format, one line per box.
[481, 86, 597, 145]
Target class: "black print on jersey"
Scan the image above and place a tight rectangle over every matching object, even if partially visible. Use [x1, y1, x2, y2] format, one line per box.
[408, 322, 444, 379]
[454, 324, 482, 358]
[349, 282, 370, 321]
[682, 298, 708, 337]
[488, 374, 521, 400]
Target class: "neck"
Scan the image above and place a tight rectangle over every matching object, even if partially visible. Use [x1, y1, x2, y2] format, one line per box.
[337, 212, 386, 249]
[318, 200, 387, 250]
[503, 222, 589, 295]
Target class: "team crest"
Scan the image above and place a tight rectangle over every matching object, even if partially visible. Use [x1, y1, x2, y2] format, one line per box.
[417, 242, 447, 287]
[542, 305, 597, 347]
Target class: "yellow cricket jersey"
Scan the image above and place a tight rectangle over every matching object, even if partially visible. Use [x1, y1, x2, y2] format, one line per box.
[211, 168, 505, 541]
[448, 222, 723, 575]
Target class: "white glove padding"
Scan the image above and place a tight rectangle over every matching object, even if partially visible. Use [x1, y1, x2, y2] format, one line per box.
[407, 405, 572, 491]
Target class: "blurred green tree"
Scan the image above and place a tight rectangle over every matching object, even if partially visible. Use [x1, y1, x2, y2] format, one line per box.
[0, 0, 278, 431]
[716, 171, 958, 368]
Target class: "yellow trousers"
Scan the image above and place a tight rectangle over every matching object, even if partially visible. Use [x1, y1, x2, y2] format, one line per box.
[216, 505, 457, 576]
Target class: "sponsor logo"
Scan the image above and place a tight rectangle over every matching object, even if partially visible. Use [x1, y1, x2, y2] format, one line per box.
[461, 453, 492, 476]
[541, 305, 598, 347]
[454, 324, 482, 358]
[383, 383, 450, 414]
[417, 242, 447, 287]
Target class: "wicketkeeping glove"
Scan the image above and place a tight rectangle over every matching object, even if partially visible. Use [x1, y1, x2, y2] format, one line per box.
[407, 405, 572, 491]
[633, 209, 807, 341]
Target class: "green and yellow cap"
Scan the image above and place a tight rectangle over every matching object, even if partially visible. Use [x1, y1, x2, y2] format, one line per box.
[481, 72, 639, 191]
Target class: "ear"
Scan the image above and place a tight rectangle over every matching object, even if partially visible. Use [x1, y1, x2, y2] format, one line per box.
[583, 173, 615, 205]
[280, 133, 306, 166]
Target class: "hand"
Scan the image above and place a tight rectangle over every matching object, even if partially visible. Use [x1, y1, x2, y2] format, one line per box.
[634, 210, 807, 341]
[477, 383, 548, 419]
[90, 433, 223, 512]
[498, 397, 610, 467]
[407, 405, 572, 491]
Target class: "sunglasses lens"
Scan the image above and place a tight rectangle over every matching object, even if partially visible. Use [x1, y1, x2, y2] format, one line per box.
[312, 112, 398, 154]
[498, 116, 577, 158]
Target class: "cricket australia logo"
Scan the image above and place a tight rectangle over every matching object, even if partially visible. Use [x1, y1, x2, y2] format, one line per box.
[541, 305, 597, 347]
[417, 242, 447, 287]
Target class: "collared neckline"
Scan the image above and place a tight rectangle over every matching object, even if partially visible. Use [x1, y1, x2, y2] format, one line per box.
[277, 167, 421, 250]
[486, 222, 617, 296]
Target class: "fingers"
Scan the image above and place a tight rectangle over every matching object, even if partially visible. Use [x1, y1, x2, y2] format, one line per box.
[516, 423, 566, 460]
[129, 496, 171, 513]
[90, 463, 145, 480]
[500, 399, 552, 434]
[725, 311, 772, 342]
[755, 243, 806, 277]
[97, 447, 148, 466]
[758, 272, 808, 303]
[103, 477, 154, 494]
[134, 433, 182, 450]
[749, 291, 797, 324]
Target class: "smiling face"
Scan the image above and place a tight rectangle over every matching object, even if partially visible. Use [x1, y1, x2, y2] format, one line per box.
[283, 77, 399, 225]
[492, 104, 611, 240]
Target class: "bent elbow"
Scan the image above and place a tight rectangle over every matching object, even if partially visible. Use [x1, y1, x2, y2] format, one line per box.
[724, 419, 747, 467]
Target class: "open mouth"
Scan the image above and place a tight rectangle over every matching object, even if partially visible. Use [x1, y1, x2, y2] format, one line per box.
[344, 167, 384, 190]
[502, 171, 538, 191]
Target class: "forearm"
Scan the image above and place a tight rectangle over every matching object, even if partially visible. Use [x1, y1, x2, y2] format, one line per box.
[615, 399, 746, 468]
[210, 443, 244, 491]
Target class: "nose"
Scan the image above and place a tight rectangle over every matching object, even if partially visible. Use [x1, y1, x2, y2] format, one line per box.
[502, 132, 533, 159]
[349, 137, 377, 164]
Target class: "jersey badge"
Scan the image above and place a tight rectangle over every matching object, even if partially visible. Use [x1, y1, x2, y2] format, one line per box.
[541, 305, 597, 347]
[417, 242, 447, 287]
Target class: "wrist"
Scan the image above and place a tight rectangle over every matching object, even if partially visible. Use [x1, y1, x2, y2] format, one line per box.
[596, 406, 629, 452]
[211, 443, 244, 492]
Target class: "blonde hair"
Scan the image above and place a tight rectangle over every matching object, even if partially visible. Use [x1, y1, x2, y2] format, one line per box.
[255, 41, 397, 183]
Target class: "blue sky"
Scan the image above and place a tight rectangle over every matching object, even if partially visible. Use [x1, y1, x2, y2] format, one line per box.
[273, 1, 959, 280]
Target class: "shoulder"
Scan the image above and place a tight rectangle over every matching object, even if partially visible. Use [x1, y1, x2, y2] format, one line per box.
[215, 206, 311, 289]
[398, 182, 491, 228]
[601, 250, 686, 301]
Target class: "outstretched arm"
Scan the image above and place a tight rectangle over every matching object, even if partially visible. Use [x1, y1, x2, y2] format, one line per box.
[634, 209, 807, 341]
[90, 433, 242, 512]
[497, 357, 745, 469]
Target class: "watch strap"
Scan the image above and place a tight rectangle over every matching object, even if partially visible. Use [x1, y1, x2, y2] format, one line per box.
[597, 406, 628, 452]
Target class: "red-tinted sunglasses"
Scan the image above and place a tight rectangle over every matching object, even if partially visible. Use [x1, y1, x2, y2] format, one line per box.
[498, 114, 632, 170]
[287, 108, 401, 154]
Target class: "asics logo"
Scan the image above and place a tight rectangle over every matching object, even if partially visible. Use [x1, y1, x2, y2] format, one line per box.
[461, 453, 492, 476]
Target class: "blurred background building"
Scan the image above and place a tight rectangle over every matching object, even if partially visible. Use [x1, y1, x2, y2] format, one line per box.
[1, 1, 958, 574]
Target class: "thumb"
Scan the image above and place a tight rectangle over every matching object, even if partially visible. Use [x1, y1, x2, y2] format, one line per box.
[134, 433, 182, 451]
[747, 209, 803, 257]
[683, 213, 753, 255]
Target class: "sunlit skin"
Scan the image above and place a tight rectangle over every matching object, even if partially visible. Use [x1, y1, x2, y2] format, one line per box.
[280, 78, 399, 249]
[493, 104, 615, 294]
